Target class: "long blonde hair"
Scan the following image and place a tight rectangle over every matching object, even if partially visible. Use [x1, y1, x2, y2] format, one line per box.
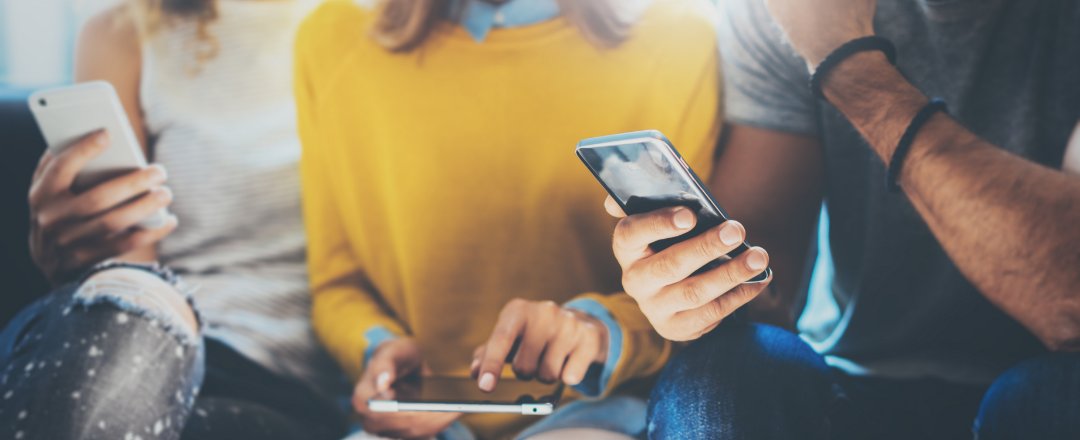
[372, 0, 635, 52]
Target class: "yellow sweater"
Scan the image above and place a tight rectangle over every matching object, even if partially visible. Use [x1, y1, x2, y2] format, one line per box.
[295, 1, 721, 437]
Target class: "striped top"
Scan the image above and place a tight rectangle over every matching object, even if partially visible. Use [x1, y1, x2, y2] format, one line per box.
[140, 0, 338, 394]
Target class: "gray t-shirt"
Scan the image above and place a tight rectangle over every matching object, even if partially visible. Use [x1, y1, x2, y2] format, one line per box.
[717, 0, 1080, 384]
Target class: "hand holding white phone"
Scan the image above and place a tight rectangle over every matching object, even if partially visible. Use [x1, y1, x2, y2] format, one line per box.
[26, 81, 176, 283]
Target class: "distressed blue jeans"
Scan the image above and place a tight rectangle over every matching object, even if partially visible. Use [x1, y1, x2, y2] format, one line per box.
[648, 322, 1080, 440]
[0, 267, 345, 440]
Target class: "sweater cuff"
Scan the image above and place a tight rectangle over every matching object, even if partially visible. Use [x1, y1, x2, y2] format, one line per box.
[563, 298, 624, 397]
[362, 325, 400, 368]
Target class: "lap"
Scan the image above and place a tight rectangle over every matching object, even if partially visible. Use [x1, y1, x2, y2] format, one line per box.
[0, 274, 345, 440]
[647, 321, 1080, 440]
[975, 352, 1080, 440]
[647, 322, 835, 440]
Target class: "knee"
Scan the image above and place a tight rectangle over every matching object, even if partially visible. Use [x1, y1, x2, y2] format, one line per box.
[75, 267, 200, 340]
[975, 353, 1080, 439]
[647, 323, 833, 439]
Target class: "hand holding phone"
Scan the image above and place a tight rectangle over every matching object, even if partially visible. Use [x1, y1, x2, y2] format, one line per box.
[27, 82, 176, 283]
[353, 338, 462, 438]
[577, 130, 773, 341]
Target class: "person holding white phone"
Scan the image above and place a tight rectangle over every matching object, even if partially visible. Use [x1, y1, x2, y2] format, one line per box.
[0, 1, 345, 439]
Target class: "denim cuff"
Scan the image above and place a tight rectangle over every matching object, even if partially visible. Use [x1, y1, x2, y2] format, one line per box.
[564, 298, 624, 397]
[362, 325, 400, 368]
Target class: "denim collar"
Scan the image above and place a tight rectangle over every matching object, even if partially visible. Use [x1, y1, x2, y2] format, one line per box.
[452, 0, 561, 42]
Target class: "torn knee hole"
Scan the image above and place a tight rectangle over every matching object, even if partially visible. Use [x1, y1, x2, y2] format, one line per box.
[74, 268, 200, 339]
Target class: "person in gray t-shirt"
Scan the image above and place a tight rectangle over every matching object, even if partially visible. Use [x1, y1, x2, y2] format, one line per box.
[601, 0, 1080, 438]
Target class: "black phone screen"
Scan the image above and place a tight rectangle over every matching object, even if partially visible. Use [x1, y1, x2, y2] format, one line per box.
[578, 139, 734, 252]
[379, 377, 562, 405]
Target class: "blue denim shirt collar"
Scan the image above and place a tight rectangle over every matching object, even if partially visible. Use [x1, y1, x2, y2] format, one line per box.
[452, 0, 561, 42]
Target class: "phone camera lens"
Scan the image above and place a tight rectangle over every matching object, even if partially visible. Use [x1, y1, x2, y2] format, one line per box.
[38, 98, 47, 107]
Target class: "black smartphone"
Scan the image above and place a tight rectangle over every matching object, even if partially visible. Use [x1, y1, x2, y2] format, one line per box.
[576, 129, 770, 283]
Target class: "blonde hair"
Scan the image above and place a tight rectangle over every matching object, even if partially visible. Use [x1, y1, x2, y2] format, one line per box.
[372, 0, 634, 52]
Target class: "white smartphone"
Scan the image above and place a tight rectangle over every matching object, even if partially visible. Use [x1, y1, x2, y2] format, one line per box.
[28, 81, 168, 228]
[368, 377, 562, 415]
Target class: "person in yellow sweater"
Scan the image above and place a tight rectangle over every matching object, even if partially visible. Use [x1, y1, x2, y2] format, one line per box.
[294, 0, 721, 438]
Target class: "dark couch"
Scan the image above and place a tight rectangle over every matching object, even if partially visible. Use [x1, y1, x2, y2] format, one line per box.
[1, 89, 50, 325]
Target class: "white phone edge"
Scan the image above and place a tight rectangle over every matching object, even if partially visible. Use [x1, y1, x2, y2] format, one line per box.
[28, 81, 170, 229]
[368, 400, 553, 416]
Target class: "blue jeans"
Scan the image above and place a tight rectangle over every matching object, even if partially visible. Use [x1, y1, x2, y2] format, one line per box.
[0, 268, 345, 440]
[648, 322, 1080, 440]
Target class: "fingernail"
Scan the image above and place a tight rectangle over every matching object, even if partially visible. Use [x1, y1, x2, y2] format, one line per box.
[149, 164, 167, 181]
[479, 372, 496, 391]
[747, 248, 768, 271]
[95, 130, 110, 146]
[376, 371, 391, 390]
[719, 222, 742, 246]
[153, 186, 173, 201]
[673, 208, 695, 229]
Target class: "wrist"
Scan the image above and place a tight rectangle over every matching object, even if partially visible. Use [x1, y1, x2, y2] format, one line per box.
[819, 51, 929, 162]
[574, 311, 610, 363]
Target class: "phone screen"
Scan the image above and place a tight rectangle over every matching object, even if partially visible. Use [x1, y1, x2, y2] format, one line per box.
[577, 138, 733, 252]
[378, 377, 562, 405]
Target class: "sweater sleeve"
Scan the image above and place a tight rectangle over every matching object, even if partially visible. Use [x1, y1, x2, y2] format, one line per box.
[294, 17, 407, 380]
[565, 292, 673, 397]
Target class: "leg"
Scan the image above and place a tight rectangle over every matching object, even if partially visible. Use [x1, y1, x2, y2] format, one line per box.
[0, 267, 204, 440]
[181, 338, 347, 440]
[974, 353, 1080, 440]
[647, 322, 836, 440]
[517, 395, 647, 439]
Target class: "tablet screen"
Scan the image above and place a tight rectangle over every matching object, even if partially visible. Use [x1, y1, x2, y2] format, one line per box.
[378, 377, 562, 405]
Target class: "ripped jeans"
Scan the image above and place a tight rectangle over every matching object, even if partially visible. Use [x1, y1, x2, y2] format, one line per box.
[0, 263, 345, 440]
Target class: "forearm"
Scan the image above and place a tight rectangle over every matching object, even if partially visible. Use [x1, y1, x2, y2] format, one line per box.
[710, 125, 824, 331]
[312, 284, 408, 379]
[823, 52, 1080, 349]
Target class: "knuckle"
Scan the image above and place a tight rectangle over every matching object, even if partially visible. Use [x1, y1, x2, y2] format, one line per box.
[718, 258, 750, 285]
[699, 301, 725, 330]
[651, 252, 681, 279]
[620, 271, 637, 294]
[506, 298, 525, 310]
[648, 215, 672, 238]
[680, 281, 706, 307]
[492, 324, 516, 340]
[699, 231, 723, 259]
[27, 187, 43, 209]
[78, 193, 108, 215]
[512, 358, 534, 374]
[612, 219, 634, 249]
[101, 214, 130, 233]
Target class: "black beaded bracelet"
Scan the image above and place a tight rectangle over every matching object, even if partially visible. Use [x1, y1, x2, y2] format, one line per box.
[887, 97, 948, 192]
[809, 36, 897, 100]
